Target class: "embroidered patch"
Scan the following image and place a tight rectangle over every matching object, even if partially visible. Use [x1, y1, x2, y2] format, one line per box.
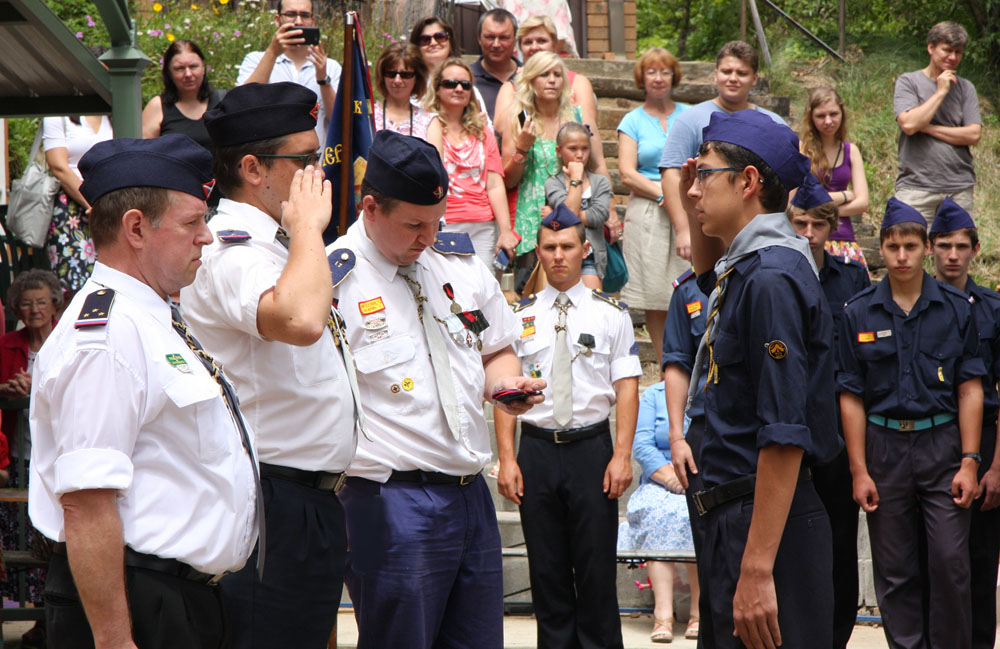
[766, 340, 787, 360]
[359, 297, 385, 315]
[521, 316, 536, 338]
[629, 341, 639, 356]
[857, 332, 875, 343]
[166, 353, 191, 373]
[686, 300, 702, 315]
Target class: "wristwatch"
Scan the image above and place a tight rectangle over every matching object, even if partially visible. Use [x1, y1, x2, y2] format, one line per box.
[569, 179, 583, 187]
[317, 75, 331, 86]
[963, 452, 983, 464]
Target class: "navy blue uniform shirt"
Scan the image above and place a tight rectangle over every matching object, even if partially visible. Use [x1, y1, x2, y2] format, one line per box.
[695, 247, 842, 488]
[662, 268, 708, 419]
[966, 278, 1000, 419]
[819, 252, 871, 347]
[838, 273, 985, 419]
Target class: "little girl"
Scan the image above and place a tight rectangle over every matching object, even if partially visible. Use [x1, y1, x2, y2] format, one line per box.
[544, 122, 613, 290]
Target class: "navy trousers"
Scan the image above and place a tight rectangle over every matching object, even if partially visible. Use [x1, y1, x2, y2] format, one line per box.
[971, 420, 1000, 649]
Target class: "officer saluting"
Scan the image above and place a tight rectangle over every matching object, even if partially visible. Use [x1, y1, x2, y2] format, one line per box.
[28, 135, 260, 649]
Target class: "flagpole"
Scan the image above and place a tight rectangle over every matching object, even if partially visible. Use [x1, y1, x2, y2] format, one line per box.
[338, 11, 355, 236]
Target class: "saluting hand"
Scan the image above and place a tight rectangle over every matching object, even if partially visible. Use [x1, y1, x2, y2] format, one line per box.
[280, 165, 332, 235]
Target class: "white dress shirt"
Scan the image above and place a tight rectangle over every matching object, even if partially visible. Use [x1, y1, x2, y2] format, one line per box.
[29, 263, 258, 575]
[330, 219, 519, 481]
[180, 199, 357, 472]
[514, 281, 642, 429]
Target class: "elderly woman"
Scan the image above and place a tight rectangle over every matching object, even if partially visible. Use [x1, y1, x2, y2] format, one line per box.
[373, 43, 435, 139]
[142, 39, 225, 149]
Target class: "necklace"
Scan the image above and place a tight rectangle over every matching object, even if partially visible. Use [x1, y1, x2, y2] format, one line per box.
[382, 99, 413, 135]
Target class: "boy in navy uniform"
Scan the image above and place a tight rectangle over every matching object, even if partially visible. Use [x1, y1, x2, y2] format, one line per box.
[496, 204, 641, 649]
[839, 197, 984, 649]
[678, 109, 842, 649]
[788, 172, 870, 649]
[929, 197, 1000, 649]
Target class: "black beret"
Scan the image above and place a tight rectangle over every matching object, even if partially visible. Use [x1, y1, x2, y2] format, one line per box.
[204, 82, 319, 147]
[364, 130, 448, 206]
[78, 134, 215, 205]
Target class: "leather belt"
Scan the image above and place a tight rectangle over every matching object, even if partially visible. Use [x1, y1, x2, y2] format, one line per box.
[388, 469, 480, 486]
[520, 419, 610, 444]
[867, 413, 955, 432]
[693, 465, 812, 517]
[260, 462, 347, 493]
[52, 543, 225, 586]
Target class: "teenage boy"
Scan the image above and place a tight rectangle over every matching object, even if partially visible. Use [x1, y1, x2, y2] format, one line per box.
[496, 204, 641, 649]
[839, 197, 984, 649]
[929, 196, 1000, 649]
[788, 173, 870, 649]
[678, 108, 841, 649]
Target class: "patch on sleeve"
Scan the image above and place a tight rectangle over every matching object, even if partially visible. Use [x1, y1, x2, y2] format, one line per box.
[857, 331, 875, 343]
[431, 232, 476, 255]
[75, 289, 116, 328]
[765, 340, 787, 360]
[629, 341, 639, 356]
[328, 248, 356, 287]
[217, 229, 251, 243]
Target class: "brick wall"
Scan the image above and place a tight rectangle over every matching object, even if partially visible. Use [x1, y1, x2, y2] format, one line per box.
[585, 0, 636, 59]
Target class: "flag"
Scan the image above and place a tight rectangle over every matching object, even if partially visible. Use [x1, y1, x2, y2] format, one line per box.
[322, 12, 375, 244]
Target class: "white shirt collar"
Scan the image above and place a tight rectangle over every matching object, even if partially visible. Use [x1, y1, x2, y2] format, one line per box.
[89, 262, 172, 326]
[215, 198, 282, 242]
[351, 218, 425, 283]
[539, 280, 589, 309]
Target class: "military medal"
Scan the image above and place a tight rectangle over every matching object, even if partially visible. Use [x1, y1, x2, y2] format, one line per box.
[443, 283, 462, 314]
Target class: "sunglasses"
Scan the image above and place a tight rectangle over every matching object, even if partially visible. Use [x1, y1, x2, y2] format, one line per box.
[440, 79, 472, 90]
[384, 69, 416, 80]
[417, 31, 450, 46]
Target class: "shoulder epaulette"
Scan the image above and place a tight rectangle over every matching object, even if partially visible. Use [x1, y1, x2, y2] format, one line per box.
[940, 281, 974, 305]
[217, 229, 251, 244]
[672, 268, 695, 288]
[327, 248, 356, 287]
[431, 232, 476, 256]
[75, 288, 116, 328]
[592, 290, 628, 310]
[844, 284, 877, 306]
[511, 294, 537, 313]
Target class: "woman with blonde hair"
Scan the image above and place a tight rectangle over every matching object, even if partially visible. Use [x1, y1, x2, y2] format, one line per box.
[425, 58, 518, 268]
[798, 86, 870, 266]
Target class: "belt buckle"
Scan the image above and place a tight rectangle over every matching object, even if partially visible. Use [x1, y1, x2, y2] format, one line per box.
[459, 474, 475, 486]
[207, 572, 228, 586]
[693, 490, 708, 516]
[553, 429, 571, 444]
[899, 420, 915, 431]
[333, 473, 347, 493]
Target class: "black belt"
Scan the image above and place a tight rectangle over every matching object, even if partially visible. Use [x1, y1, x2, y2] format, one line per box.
[388, 469, 480, 486]
[520, 419, 610, 444]
[51, 543, 225, 586]
[693, 465, 812, 516]
[260, 462, 347, 493]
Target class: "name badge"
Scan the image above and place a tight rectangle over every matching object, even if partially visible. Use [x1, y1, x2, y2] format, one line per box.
[876, 330, 892, 338]
[857, 331, 875, 343]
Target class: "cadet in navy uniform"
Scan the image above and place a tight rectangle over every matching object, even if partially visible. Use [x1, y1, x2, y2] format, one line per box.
[180, 82, 359, 648]
[788, 172, 870, 649]
[929, 197, 1000, 649]
[677, 109, 842, 649]
[28, 136, 260, 649]
[495, 204, 641, 649]
[839, 198, 984, 649]
[329, 130, 545, 649]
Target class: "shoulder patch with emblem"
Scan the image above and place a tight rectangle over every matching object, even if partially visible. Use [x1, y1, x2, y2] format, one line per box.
[672, 268, 695, 289]
[511, 294, 537, 313]
[592, 290, 627, 310]
[327, 248, 356, 287]
[766, 340, 787, 360]
[217, 229, 251, 244]
[75, 289, 116, 328]
[432, 232, 475, 256]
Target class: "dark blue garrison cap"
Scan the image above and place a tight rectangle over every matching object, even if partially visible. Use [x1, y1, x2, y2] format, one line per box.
[364, 130, 449, 206]
[204, 82, 318, 146]
[702, 109, 810, 191]
[930, 196, 976, 234]
[541, 202, 582, 230]
[79, 134, 214, 205]
[790, 173, 834, 211]
[881, 197, 927, 230]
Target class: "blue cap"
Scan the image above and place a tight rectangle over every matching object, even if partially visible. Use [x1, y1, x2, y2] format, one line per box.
[702, 109, 811, 191]
[79, 134, 215, 206]
[364, 130, 448, 205]
[929, 196, 976, 234]
[205, 82, 318, 146]
[541, 203, 582, 231]
[790, 173, 833, 211]
[881, 197, 927, 230]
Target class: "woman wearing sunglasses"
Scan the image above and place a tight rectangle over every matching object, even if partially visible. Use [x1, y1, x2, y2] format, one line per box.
[425, 59, 518, 272]
[408, 16, 491, 120]
[372, 44, 435, 139]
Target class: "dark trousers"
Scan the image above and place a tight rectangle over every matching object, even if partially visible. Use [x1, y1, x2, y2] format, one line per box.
[971, 420, 1000, 649]
[866, 421, 971, 649]
[700, 480, 833, 649]
[219, 473, 347, 649]
[813, 447, 860, 649]
[682, 417, 707, 647]
[340, 474, 503, 649]
[518, 432, 622, 649]
[44, 551, 229, 649]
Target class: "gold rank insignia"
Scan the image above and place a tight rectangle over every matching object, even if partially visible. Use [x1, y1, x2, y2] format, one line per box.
[75, 289, 116, 328]
[766, 340, 787, 360]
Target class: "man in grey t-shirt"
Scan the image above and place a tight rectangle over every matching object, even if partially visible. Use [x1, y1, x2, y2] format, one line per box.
[894, 21, 981, 223]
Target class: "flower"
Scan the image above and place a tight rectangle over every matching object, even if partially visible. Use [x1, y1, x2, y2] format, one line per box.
[220, 0, 230, 4]
[86, 14, 96, 27]
[75, 31, 83, 38]
[233, 29, 241, 36]
[213, 31, 220, 38]
[166, 33, 176, 41]
[153, 2, 162, 10]
[164, 23, 171, 28]
[191, 3, 199, 9]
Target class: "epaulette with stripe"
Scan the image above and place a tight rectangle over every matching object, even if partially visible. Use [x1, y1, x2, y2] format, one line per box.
[217, 229, 251, 243]
[328, 248, 356, 287]
[672, 268, 695, 288]
[75, 289, 116, 328]
[592, 290, 627, 310]
[511, 294, 537, 313]
[431, 232, 475, 256]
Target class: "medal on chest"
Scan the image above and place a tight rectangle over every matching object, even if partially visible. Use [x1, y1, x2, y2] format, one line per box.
[439, 283, 488, 350]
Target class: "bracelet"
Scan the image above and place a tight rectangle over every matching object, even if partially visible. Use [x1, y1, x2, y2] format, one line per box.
[841, 191, 848, 203]
[963, 452, 983, 464]
[657, 193, 664, 203]
[569, 179, 582, 187]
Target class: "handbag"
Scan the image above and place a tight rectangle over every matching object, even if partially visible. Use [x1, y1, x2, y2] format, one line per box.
[602, 232, 629, 293]
[7, 125, 60, 248]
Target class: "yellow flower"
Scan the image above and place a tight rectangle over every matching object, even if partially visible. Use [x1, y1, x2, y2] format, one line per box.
[219, 0, 230, 5]
[213, 5, 219, 13]
[166, 32, 176, 41]
[152, 2, 162, 10]
[191, 3, 198, 8]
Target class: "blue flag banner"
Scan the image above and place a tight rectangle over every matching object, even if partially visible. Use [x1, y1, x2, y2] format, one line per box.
[322, 13, 375, 244]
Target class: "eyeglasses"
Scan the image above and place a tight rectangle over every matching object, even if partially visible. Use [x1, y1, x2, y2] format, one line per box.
[279, 10, 314, 20]
[384, 69, 416, 80]
[257, 152, 321, 167]
[440, 79, 472, 90]
[695, 167, 735, 185]
[17, 298, 51, 310]
[417, 31, 450, 46]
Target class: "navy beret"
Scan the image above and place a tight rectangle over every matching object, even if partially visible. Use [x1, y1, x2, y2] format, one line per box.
[881, 197, 927, 230]
[541, 203, 582, 231]
[929, 196, 976, 234]
[790, 173, 834, 211]
[79, 134, 214, 205]
[204, 82, 319, 147]
[702, 109, 811, 191]
[364, 130, 448, 206]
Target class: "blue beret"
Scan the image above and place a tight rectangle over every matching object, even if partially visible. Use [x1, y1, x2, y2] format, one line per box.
[541, 203, 582, 231]
[79, 134, 214, 205]
[702, 109, 810, 191]
[204, 82, 318, 146]
[790, 173, 834, 211]
[929, 196, 976, 234]
[364, 130, 448, 206]
[881, 197, 927, 230]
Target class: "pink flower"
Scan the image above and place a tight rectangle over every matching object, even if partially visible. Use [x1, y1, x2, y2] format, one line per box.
[68, 215, 80, 229]
[213, 31, 220, 38]
[164, 23, 171, 29]
[83, 241, 96, 261]
[86, 14, 96, 27]
[233, 29, 241, 37]
[75, 32, 83, 38]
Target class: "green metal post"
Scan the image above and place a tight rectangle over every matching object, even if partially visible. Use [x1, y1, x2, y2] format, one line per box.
[94, 1, 151, 138]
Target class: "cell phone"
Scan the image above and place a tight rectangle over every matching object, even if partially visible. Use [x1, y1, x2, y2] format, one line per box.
[298, 26, 321, 45]
[493, 248, 511, 272]
[491, 388, 542, 405]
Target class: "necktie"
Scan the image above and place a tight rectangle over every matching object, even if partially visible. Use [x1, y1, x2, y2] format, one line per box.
[398, 264, 462, 441]
[552, 292, 573, 427]
[170, 303, 266, 578]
